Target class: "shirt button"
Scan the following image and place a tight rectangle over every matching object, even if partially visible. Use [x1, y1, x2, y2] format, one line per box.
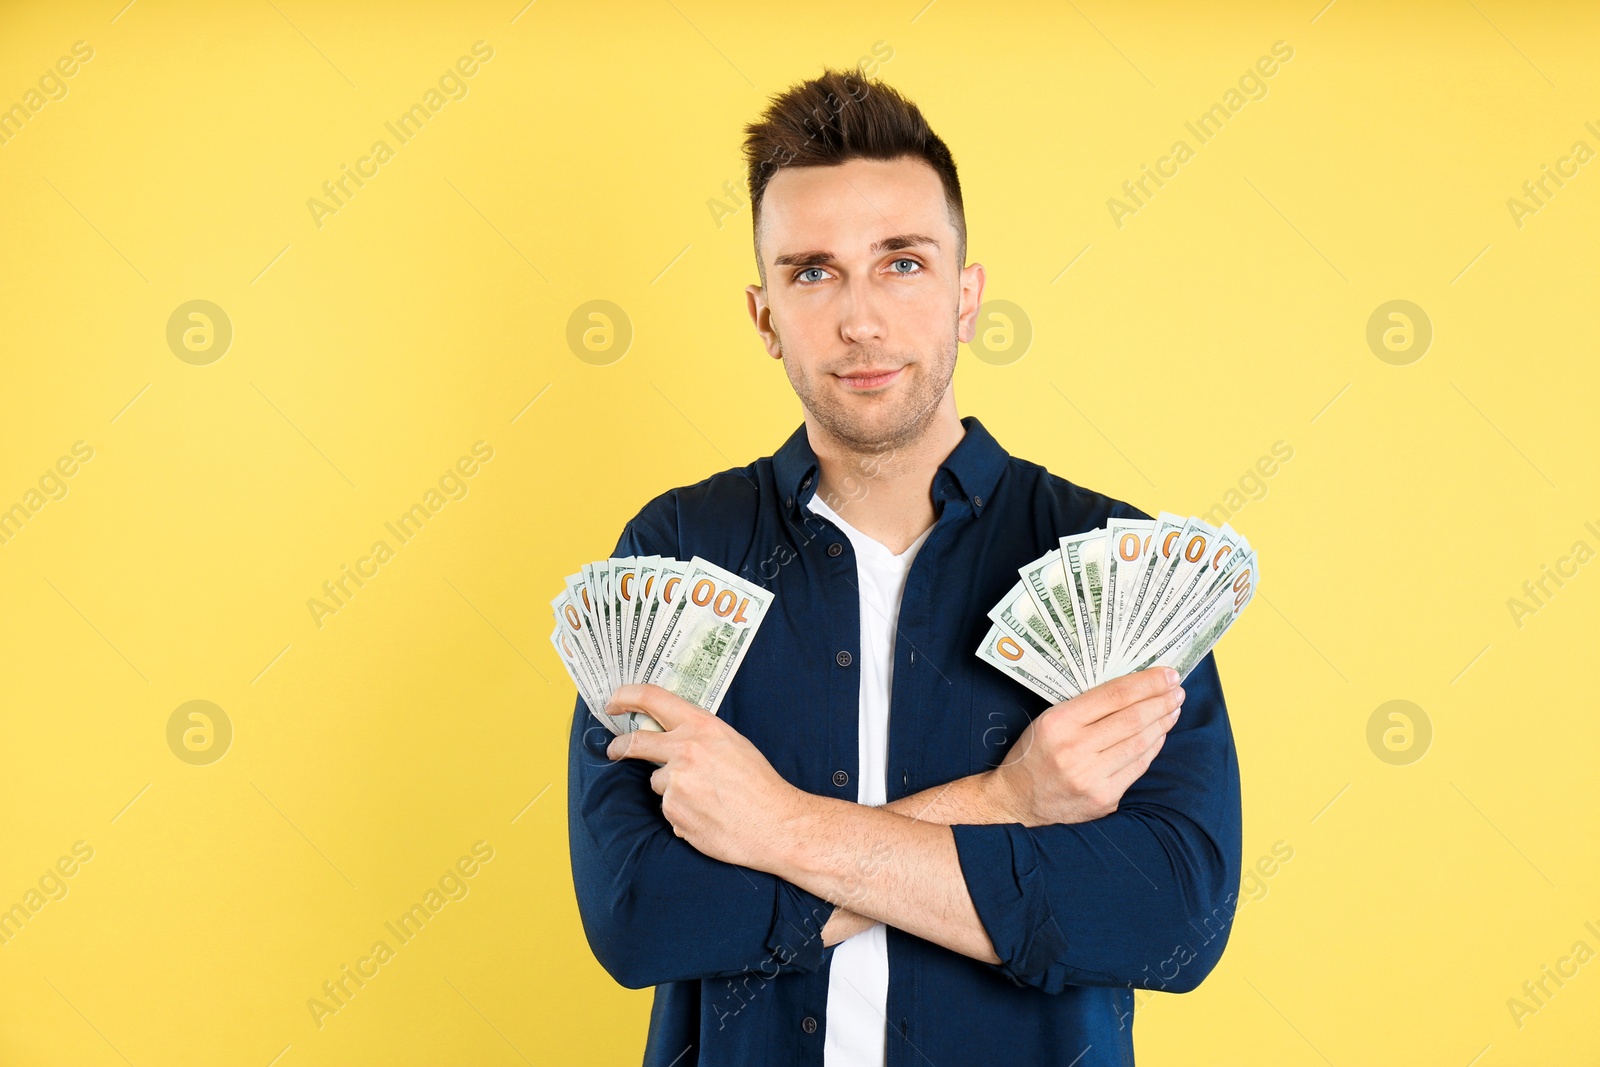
[974, 495, 983, 508]
[802, 475, 813, 489]
[802, 1016, 818, 1034]
[786, 496, 794, 509]
[827, 542, 843, 557]
[835, 650, 852, 667]
[832, 769, 849, 787]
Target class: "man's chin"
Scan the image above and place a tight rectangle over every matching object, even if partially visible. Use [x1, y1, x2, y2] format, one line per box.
[813, 400, 925, 451]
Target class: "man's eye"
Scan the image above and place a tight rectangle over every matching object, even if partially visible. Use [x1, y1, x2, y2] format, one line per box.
[890, 258, 923, 274]
[796, 267, 828, 284]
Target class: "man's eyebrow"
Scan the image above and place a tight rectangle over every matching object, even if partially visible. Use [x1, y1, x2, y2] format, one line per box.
[772, 233, 941, 269]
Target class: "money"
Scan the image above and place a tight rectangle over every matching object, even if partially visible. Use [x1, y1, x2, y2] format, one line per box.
[976, 621, 1080, 704]
[552, 555, 774, 735]
[981, 515, 1257, 699]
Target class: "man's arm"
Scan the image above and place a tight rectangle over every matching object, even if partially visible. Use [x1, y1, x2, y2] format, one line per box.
[817, 766, 1028, 945]
[947, 652, 1241, 994]
[568, 511, 838, 990]
[569, 694, 838, 988]
[605, 667, 1195, 972]
[819, 686, 1176, 940]
[775, 795, 1003, 962]
[814, 660, 1239, 994]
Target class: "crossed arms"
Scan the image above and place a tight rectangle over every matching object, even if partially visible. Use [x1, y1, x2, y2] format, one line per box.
[569, 663, 1240, 994]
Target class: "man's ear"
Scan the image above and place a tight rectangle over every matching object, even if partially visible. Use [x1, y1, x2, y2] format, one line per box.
[746, 284, 783, 359]
[956, 262, 987, 345]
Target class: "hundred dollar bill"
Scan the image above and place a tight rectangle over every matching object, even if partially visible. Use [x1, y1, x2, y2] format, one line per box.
[976, 620, 1081, 703]
[1111, 511, 1187, 667]
[987, 579, 1085, 694]
[1135, 545, 1257, 671]
[608, 560, 690, 735]
[579, 562, 613, 691]
[1148, 519, 1222, 626]
[617, 556, 656, 681]
[566, 570, 612, 697]
[633, 559, 688, 698]
[978, 513, 1258, 694]
[1099, 518, 1155, 671]
[552, 590, 623, 734]
[1059, 530, 1107, 680]
[1121, 519, 1220, 668]
[600, 560, 625, 690]
[641, 556, 774, 719]
[614, 555, 651, 685]
[1019, 549, 1092, 689]
[1122, 549, 1257, 682]
[1127, 524, 1239, 669]
[552, 621, 622, 735]
[1113, 522, 1158, 627]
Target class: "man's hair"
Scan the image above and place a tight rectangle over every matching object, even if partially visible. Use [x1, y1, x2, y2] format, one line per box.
[741, 67, 966, 286]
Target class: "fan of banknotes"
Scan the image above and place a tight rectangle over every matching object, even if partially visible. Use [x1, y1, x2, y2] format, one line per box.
[551, 556, 773, 735]
[977, 513, 1258, 703]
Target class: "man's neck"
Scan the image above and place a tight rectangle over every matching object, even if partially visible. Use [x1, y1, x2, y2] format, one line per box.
[806, 396, 965, 556]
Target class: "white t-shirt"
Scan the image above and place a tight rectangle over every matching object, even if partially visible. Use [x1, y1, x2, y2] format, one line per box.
[806, 491, 934, 1067]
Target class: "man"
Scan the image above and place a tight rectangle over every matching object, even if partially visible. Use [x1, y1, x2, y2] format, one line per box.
[567, 67, 1242, 1066]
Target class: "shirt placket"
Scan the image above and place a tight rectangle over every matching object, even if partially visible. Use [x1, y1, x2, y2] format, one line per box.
[881, 480, 969, 1067]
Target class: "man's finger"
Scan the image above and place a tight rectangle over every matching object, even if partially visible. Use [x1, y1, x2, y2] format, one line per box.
[1102, 728, 1170, 794]
[606, 725, 675, 764]
[1066, 666, 1178, 726]
[1089, 686, 1184, 752]
[606, 682, 706, 732]
[1099, 704, 1179, 776]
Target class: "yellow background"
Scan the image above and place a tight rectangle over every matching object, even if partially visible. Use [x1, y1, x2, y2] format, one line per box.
[2, 0, 1596, 1063]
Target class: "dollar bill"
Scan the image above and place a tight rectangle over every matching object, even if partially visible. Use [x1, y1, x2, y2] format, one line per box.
[639, 557, 774, 719]
[976, 620, 1081, 703]
[1121, 549, 1257, 681]
[987, 580, 1085, 695]
[980, 513, 1258, 698]
[1019, 549, 1091, 689]
[1060, 530, 1107, 679]
[552, 589, 624, 734]
[1124, 524, 1240, 671]
[552, 554, 771, 736]
[1110, 511, 1187, 668]
[1099, 517, 1155, 670]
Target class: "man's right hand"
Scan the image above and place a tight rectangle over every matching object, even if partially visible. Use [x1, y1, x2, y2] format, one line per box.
[989, 666, 1184, 827]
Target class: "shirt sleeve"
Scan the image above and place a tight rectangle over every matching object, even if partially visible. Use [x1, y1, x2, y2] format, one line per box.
[566, 506, 839, 989]
[949, 649, 1243, 995]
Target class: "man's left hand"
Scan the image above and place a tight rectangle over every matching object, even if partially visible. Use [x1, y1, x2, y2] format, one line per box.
[605, 684, 808, 871]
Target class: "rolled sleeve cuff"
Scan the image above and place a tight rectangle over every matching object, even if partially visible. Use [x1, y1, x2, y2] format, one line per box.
[951, 822, 1069, 989]
[767, 879, 835, 973]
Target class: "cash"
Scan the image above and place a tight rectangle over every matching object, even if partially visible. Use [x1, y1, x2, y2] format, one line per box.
[551, 555, 774, 735]
[978, 513, 1257, 702]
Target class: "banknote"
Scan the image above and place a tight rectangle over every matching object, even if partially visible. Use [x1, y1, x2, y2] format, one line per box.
[980, 514, 1256, 699]
[552, 554, 773, 735]
[642, 557, 774, 718]
[989, 578, 1086, 694]
[1121, 549, 1257, 677]
[1019, 549, 1091, 689]
[976, 620, 1081, 704]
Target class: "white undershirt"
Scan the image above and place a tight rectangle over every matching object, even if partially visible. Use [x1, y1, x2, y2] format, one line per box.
[806, 491, 933, 1067]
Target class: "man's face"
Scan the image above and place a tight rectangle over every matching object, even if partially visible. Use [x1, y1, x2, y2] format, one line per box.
[746, 156, 984, 452]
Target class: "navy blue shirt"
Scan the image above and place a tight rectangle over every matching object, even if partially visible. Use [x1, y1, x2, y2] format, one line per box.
[567, 415, 1242, 1066]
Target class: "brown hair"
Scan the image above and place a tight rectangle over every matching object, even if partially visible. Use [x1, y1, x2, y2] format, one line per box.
[741, 67, 966, 284]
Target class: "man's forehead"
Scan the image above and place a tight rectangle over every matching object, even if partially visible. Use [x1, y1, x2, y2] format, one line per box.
[760, 157, 951, 257]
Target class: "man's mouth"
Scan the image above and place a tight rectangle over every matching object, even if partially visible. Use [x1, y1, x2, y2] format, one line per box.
[834, 367, 903, 391]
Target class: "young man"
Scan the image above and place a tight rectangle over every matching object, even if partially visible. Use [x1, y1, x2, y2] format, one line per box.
[567, 68, 1242, 1066]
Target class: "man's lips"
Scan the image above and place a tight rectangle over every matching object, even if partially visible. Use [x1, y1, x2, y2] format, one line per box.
[834, 367, 903, 390]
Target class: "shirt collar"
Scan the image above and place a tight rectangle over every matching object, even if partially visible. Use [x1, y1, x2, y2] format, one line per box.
[772, 415, 1009, 518]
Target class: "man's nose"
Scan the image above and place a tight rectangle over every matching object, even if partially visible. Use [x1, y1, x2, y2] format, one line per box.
[838, 274, 888, 344]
